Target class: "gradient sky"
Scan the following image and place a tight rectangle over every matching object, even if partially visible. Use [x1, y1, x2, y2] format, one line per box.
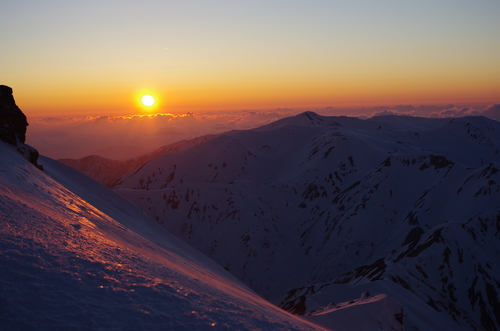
[2, 0, 499, 117]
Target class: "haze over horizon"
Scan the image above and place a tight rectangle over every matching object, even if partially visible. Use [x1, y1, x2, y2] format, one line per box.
[23, 102, 500, 160]
[2, 0, 499, 119]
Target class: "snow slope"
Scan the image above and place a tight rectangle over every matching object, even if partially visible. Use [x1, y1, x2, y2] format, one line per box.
[111, 112, 500, 330]
[0, 141, 324, 331]
[58, 133, 226, 185]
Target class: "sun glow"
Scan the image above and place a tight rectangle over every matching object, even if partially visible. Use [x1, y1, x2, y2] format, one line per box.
[142, 95, 155, 107]
[135, 90, 160, 112]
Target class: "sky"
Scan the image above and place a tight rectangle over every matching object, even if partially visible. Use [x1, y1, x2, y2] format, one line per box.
[2, 1, 500, 159]
[2, 0, 499, 118]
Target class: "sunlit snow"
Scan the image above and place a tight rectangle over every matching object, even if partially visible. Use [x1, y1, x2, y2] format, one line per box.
[0, 141, 324, 330]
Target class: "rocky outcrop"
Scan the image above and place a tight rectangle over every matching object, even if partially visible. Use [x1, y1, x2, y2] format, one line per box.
[0, 85, 27, 145]
[0, 85, 42, 170]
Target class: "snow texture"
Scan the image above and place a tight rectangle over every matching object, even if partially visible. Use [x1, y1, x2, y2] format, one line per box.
[58, 133, 226, 186]
[0, 141, 324, 331]
[111, 112, 500, 331]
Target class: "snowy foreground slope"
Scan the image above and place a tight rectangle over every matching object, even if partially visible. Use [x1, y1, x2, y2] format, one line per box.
[0, 142, 325, 331]
[112, 112, 500, 331]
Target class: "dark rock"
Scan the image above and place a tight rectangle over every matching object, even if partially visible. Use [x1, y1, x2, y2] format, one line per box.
[281, 295, 307, 315]
[402, 226, 424, 247]
[0, 85, 42, 170]
[0, 85, 28, 145]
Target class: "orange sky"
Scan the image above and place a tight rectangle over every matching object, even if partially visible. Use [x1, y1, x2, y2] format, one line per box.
[2, 1, 499, 117]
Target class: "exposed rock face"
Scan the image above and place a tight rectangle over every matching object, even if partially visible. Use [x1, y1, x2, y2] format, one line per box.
[0, 85, 28, 145]
[0, 85, 42, 169]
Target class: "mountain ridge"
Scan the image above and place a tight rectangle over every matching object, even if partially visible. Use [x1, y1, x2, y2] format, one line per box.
[0, 140, 327, 330]
[109, 112, 500, 330]
[58, 133, 227, 185]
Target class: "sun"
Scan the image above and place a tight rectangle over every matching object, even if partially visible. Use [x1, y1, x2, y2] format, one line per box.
[135, 90, 160, 112]
[141, 95, 155, 107]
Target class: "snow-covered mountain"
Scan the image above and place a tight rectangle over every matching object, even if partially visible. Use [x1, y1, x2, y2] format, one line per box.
[58, 133, 225, 185]
[0, 141, 328, 330]
[111, 112, 500, 330]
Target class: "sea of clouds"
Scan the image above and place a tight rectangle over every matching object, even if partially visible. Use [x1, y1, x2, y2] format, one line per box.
[27, 104, 500, 160]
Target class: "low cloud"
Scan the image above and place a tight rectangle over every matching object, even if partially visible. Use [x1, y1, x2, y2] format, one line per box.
[27, 103, 499, 160]
[371, 109, 417, 117]
[27, 110, 299, 159]
[481, 104, 500, 121]
[429, 106, 480, 118]
[369, 104, 499, 121]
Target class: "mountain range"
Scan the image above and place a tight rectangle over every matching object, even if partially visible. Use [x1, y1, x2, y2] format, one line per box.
[8, 76, 500, 330]
[6, 108, 500, 330]
[0, 140, 329, 330]
[58, 133, 225, 185]
[91, 112, 500, 330]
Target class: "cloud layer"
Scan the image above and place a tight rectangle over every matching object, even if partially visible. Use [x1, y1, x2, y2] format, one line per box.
[27, 110, 298, 159]
[27, 104, 499, 160]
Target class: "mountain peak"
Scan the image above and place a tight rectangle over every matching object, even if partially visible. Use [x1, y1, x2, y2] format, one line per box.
[255, 111, 329, 131]
[296, 111, 325, 125]
[108, 112, 500, 330]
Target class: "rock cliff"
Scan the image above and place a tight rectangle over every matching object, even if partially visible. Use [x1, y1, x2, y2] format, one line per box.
[0, 85, 42, 169]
